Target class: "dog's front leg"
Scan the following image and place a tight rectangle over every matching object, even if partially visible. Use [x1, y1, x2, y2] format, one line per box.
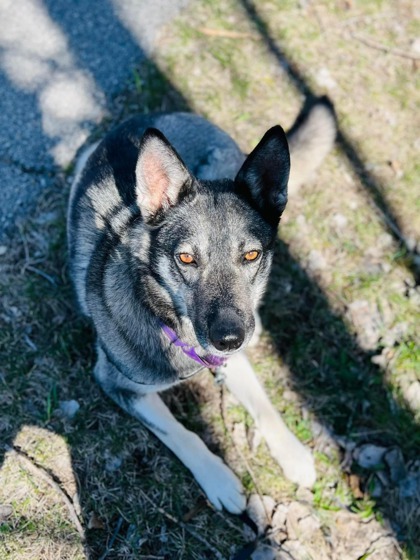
[114, 389, 246, 513]
[224, 351, 316, 487]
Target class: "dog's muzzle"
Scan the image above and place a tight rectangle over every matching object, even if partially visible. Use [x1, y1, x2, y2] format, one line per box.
[209, 309, 245, 352]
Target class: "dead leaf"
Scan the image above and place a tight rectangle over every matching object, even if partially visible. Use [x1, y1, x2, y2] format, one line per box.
[88, 512, 105, 530]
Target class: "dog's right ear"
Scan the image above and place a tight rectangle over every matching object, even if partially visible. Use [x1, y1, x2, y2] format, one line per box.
[234, 125, 290, 224]
[135, 128, 194, 223]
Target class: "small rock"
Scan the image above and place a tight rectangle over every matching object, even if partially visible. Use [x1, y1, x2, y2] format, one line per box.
[251, 544, 278, 560]
[307, 249, 327, 272]
[247, 494, 276, 536]
[59, 399, 80, 420]
[0, 246, 7, 256]
[346, 300, 382, 350]
[399, 472, 419, 499]
[353, 444, 387, 469]
[280, 539, 309, 560]
[315, 67, 338, 90]
[331, 213, 348, 229]
[381, 322, 408, 348]
[404, 381, 420, 413]
[384, 448, 407, 483]
[248, 426, 263, 452]
[295, 486, 314, 504]
[232, 422, 248, 449]
[296, 214, 307, 229]
[105, 454, 123, 472]
[367, 536, 401, 560]
[371, 351, 388, 368]
[271, 503, 288, 545]
[286, 501, 313, 540]
[411, 37, 420, 55]
[282, 389, 298, 402]
[0, 504, 13, 523]
[405, 237, 416, 252]
[378, 232, 394, 248]
[332, 510, 375, 560]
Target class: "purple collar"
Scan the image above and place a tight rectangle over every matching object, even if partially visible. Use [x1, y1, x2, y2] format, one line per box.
[161, 324, 227, 369]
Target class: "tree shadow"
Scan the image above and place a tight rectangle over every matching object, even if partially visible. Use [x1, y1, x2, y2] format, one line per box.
[238, 0, 419, 285]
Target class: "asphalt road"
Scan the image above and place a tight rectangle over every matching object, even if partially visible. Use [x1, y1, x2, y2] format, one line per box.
[0, 0, 190, 240]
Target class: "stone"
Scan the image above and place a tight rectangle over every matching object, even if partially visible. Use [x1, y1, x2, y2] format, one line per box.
[270, 503, 288, 545]
[353, 444, 387, 469]
[104, 452, 123, 473]
[251, 544, 278, 560]
[346, 300, 382, 350]
[247, 494, 276, 536]
[307, 249, 327, 272]
[232, 421, 248, 449]
[0, 504, 13, 523]
[399, 472, 420, 499]
[285, 501, 313, 540]
[404, 381, 420, 413]
[384, 448, 407, 483]
[315, 67, 338, 90]
[58, 399, 80, 420]
[331, 213, 348, 229]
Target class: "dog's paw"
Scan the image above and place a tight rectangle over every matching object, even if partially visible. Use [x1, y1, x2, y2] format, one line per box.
[267, 432, 316, 488]
[195, 454, 246, 514]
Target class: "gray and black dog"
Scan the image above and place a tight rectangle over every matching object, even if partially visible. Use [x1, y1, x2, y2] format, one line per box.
[68, 99, 336, 513]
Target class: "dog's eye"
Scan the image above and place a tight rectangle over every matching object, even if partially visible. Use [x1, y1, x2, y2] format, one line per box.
[244, 250, 260, 262]
[178, 253, 196, 265]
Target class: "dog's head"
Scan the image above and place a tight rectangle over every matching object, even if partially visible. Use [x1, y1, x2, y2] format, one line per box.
[132, 126, 290, 356]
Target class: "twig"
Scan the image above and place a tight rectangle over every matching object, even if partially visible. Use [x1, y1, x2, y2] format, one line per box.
[198, 27, 259, 40]
[6, 445, 85, 540]
[350, 32, 420, 61]
[98, 516, 123, 560]
[23, 334, 38, 352]
[25, 264, 57, 285]
[139, 490, 227, 560]
[215, 510, 245, 537]
[18, 225, 30, 264]
[337, 12, 395, 29]
[219, 386, 271, 526]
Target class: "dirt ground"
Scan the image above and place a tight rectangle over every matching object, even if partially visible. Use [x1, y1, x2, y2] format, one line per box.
[0, 1, 419, 559]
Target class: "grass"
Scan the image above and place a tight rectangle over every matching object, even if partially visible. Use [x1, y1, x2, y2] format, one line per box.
[0, 0, 419, 559]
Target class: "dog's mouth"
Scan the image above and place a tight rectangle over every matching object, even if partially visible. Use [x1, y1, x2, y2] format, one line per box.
[201, 341, 246, 358]
[175, 312, 254, 361]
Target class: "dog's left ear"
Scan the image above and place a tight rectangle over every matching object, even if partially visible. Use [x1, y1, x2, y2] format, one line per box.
[235, 125, 290, 222]
[136, 128, 194, 222]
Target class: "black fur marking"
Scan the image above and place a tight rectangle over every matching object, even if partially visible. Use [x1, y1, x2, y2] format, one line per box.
[86, 217, 179, 382]
[235, 125, 290, 224]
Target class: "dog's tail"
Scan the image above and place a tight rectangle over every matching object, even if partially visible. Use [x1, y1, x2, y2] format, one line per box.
[287, 96, 337, 195]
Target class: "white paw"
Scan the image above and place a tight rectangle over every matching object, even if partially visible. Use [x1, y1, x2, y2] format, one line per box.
[195, 454, 246, 514]
[266, 432, 316, 488]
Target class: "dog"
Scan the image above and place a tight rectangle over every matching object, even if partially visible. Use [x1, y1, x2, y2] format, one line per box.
[67, 97, 336, 513]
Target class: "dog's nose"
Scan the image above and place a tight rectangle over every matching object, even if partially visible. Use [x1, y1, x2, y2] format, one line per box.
[209, 311, 245, 352]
